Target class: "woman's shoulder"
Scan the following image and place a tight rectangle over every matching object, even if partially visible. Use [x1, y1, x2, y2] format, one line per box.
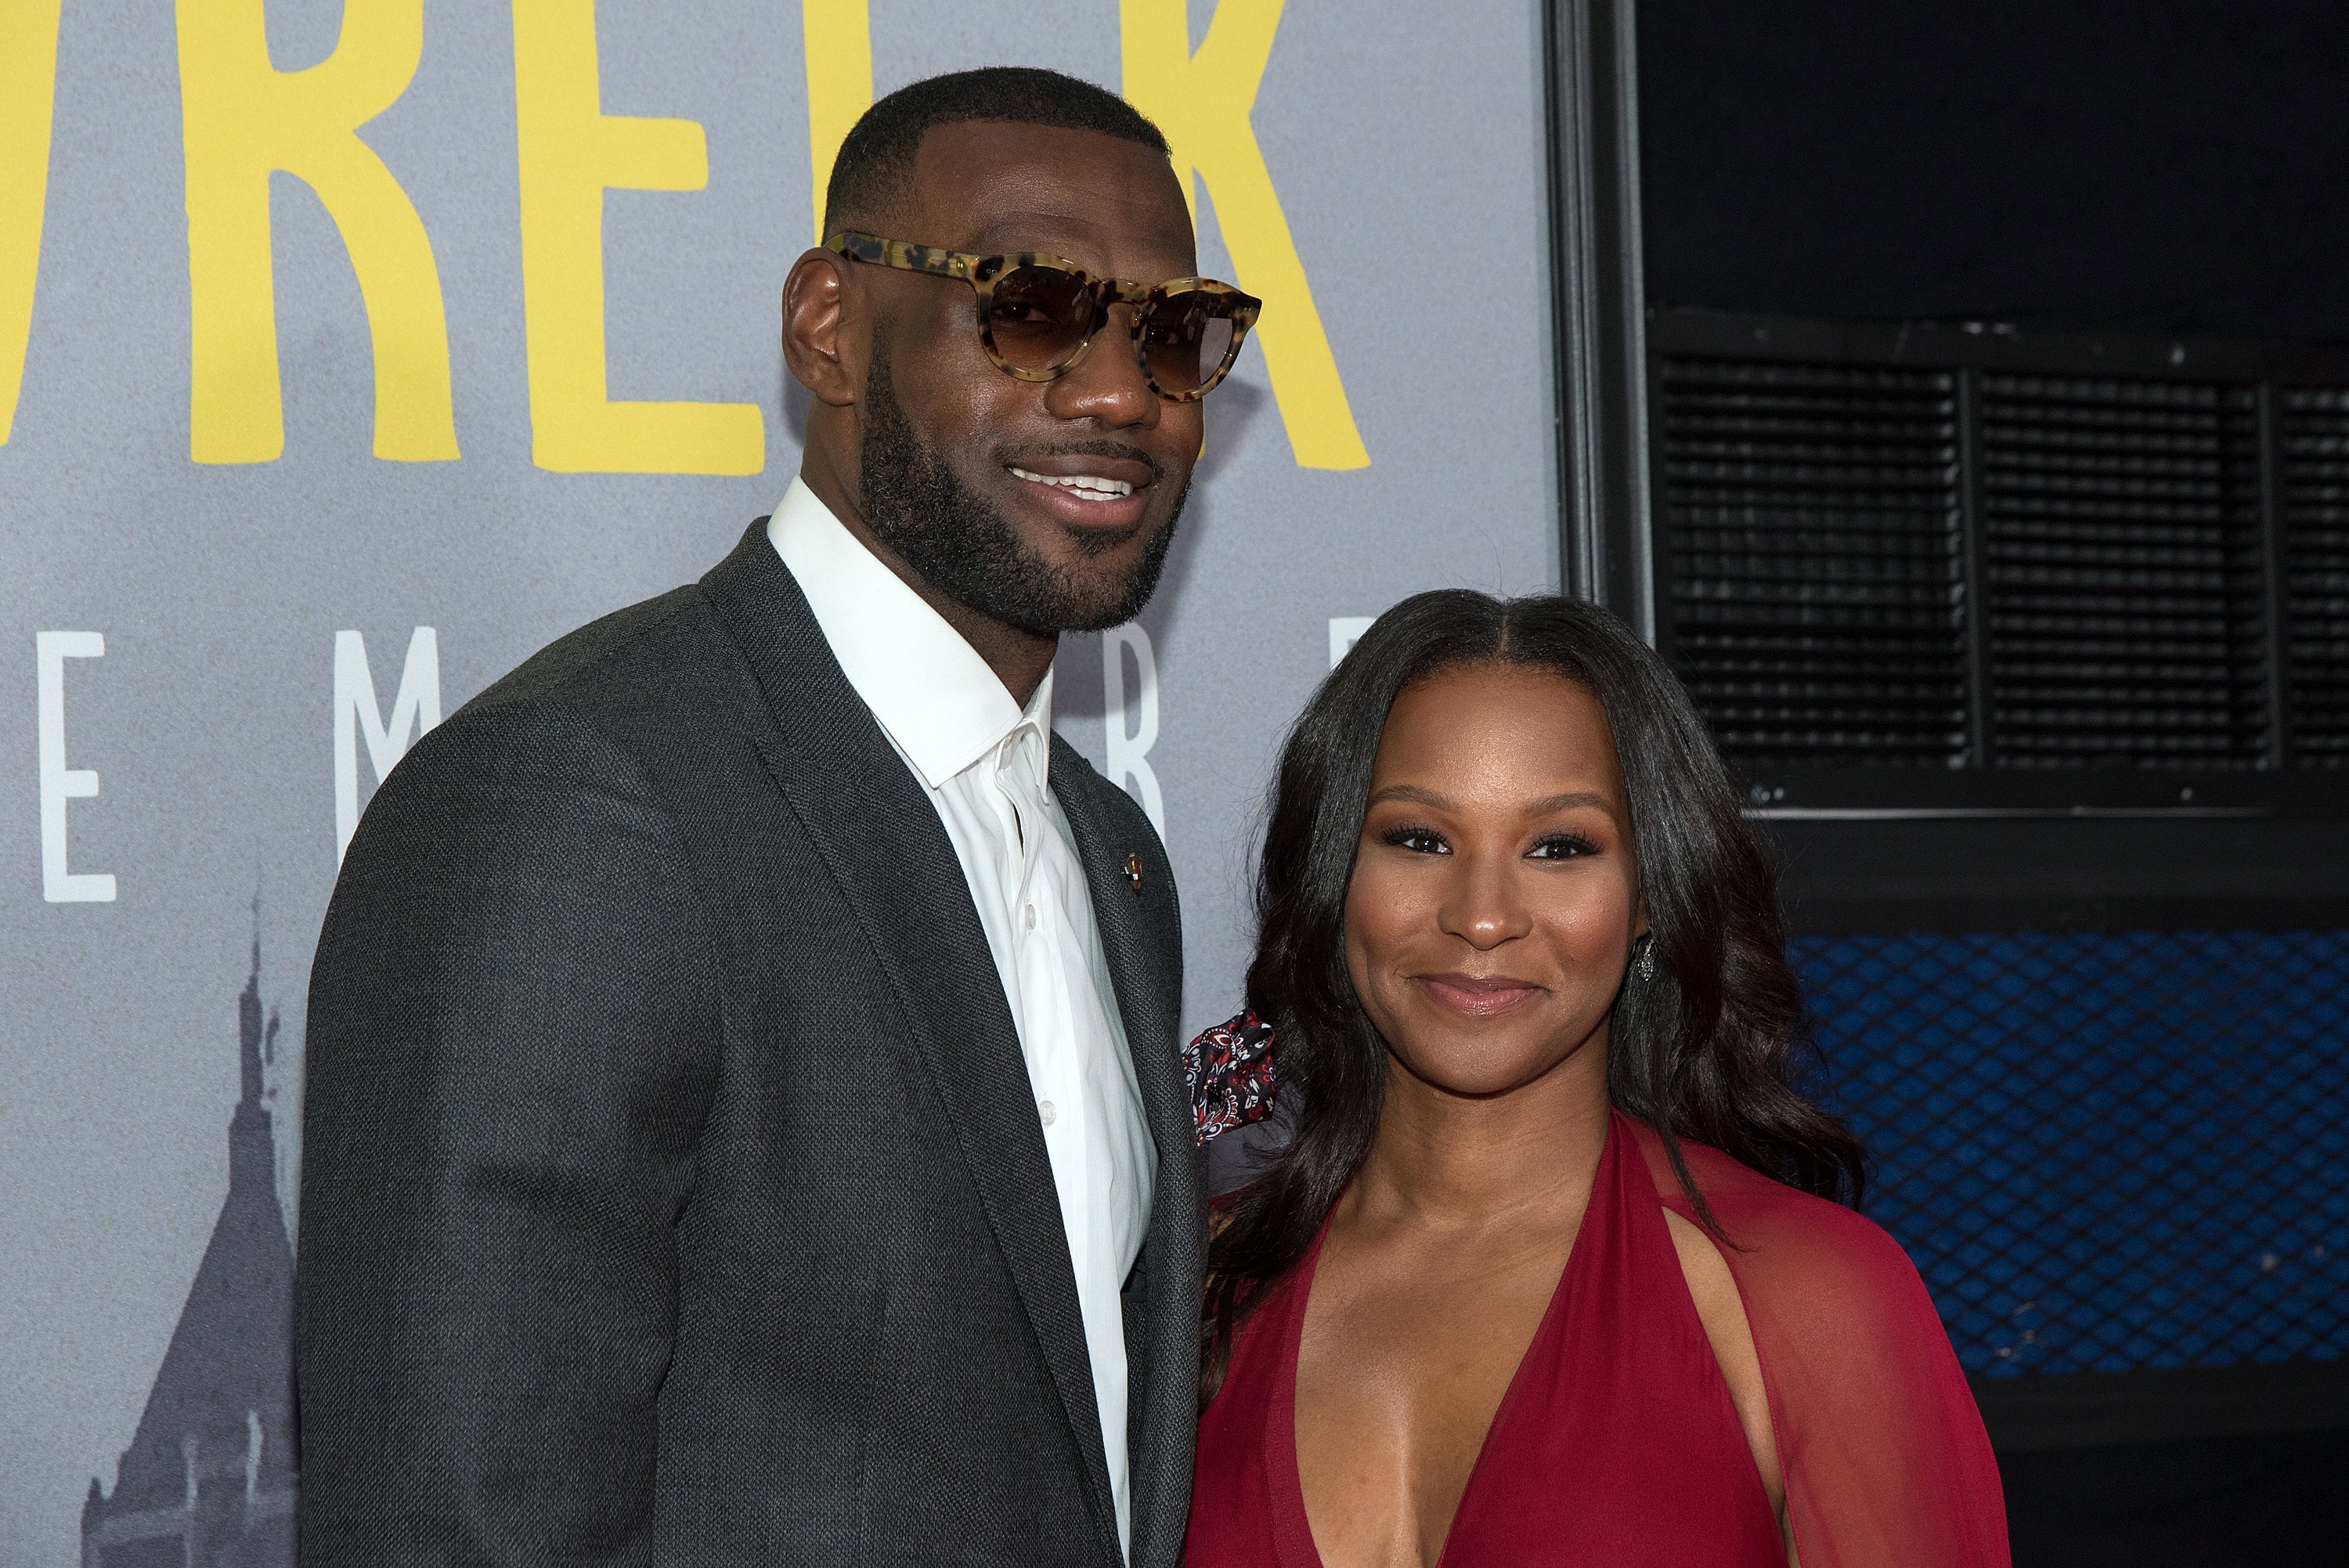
[1625, 1117, 1933, 1323]
[1623, 1118, 2008, 1566]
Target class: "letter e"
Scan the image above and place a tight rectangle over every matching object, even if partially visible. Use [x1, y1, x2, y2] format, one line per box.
[512, 0, 764, 474]
[36, 631, 114, 903]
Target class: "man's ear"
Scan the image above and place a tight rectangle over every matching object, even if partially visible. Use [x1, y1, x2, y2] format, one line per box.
[782, 247, 862, 408]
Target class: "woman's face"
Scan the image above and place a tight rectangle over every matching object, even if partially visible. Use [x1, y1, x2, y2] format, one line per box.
[1344, 661, 1644, 1098]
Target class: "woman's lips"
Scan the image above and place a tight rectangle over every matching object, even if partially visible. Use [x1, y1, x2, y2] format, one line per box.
[1416, 971, 1545, 1017]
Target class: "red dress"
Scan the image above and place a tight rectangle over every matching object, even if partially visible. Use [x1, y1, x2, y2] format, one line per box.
[1186, 1111, 2010, 1568]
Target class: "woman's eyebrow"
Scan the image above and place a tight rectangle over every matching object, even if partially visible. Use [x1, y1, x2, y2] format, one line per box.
[1366, 784, 1622, 821]
[1367, 784, 1452, 808]
[1529, 791, 1615, 816]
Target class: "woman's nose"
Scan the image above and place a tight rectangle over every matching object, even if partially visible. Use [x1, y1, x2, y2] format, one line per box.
[1436, 852, 1533, 950]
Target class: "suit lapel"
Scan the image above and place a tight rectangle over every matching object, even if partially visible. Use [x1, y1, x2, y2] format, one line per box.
[1052, 740, 1205, 1568]
[1048, 740, 1188, 1178]
[698, 524, 1120, 1559]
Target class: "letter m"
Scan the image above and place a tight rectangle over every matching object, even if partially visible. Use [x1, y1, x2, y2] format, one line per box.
[335, 626, 440, 863]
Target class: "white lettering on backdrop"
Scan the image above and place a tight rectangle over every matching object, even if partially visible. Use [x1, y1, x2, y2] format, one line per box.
[1328, 615, 1373, 668]
[34, 630, 114, 903]
[334, 627, 442, 863]
[1102, 624, 1166, 840]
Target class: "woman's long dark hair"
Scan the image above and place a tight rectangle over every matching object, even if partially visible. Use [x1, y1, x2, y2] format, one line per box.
[1205, 590, 1867, 1391]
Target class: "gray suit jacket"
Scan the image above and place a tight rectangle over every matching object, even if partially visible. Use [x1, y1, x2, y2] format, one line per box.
[295, 521, 1203, 1566]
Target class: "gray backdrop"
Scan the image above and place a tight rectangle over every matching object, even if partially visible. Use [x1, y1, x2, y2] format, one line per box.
[0, 2, 1557, 1559]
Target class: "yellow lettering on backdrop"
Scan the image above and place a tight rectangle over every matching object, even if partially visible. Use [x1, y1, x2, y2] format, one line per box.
[512, 0, 763, 474]
[1120, 0, 1368, 471]
[175, 0, 457, 464]
[0, 0, 66, 447]
[801, 0, 872, 244]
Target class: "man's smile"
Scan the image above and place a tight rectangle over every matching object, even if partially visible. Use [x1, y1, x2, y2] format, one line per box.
[1009, 465, 1133, 499]
[1003, 451, 1158, 528]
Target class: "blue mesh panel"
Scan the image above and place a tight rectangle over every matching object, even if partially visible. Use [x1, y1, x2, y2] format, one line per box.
[1792, 931, 2349, 1378]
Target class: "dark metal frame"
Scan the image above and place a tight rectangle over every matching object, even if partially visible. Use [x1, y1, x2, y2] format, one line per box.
[1539, 14, 2349, 929]
[1976, 1359, 2349, 1454]
[1539, 4, 2349, 1458]
[1543, 0, 1653, 635]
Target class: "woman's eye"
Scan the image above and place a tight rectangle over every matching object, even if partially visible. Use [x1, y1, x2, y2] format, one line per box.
[1530, 834, 1597, 860]
[1380, 826, 1449, 854]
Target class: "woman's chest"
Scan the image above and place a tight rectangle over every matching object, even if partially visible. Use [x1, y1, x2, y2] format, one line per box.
[1291, 1234, 1574, 1568]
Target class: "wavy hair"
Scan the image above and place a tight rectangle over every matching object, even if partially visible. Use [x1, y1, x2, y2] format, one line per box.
[1204, 591, 1866, 1393]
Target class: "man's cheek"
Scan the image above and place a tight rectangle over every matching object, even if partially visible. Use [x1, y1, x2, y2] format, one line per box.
[1159, 413, 1205, 482]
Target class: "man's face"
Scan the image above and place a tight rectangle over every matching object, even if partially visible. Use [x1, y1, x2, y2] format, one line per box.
[850, 121, 1203, 633]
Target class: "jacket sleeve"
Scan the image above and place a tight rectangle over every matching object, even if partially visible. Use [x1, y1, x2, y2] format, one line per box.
[294, 698, 721, 1567]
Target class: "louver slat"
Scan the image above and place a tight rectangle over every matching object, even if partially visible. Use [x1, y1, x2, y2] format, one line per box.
[1978, 375, 2270, 766]
[1658, 359, 1968, 766]
[2279, 389, 2349, 766]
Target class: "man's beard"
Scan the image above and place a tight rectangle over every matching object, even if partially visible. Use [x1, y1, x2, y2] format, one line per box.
[856, 353, 1185, 635]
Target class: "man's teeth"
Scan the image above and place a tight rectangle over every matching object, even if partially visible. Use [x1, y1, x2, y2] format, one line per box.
[1011, 467, 1133, 499]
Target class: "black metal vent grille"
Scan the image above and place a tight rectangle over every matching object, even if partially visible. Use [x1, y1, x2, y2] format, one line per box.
[1655, 359, 1967, 765]
[1648, 316, 2349, 802]
[1978, 374, 2269, 767]
[2281, 389, 2349, 766]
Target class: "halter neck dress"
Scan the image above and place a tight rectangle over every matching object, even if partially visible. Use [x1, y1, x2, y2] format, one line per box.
[1185, 1111, 2011, 1567]
[1188, 1111, 1782, 1566]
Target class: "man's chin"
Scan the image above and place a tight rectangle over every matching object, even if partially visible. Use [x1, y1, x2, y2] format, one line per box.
[1000, 571, 1153, 635]
[1011, 544, 1172, 633]
[1029, 521, 1177, 611]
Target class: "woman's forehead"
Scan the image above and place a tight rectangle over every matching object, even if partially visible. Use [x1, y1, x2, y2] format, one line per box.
[1375, 665, 1626, 804]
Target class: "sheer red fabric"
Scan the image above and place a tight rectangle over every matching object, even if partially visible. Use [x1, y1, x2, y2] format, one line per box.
[1628, 1120, 2010, 1568]
[1186, 1112, 2009, 1567]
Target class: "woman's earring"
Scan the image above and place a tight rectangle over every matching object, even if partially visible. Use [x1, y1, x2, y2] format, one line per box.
[1633, 935, 1657, 982]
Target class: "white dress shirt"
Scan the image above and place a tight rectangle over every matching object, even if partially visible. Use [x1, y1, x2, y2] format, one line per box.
[769, 478, 1155, 1557]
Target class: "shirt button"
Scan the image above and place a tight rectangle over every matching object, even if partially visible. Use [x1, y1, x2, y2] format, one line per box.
[1039, 1100, 1058, 1127]
[1023, 903, 1037, 930]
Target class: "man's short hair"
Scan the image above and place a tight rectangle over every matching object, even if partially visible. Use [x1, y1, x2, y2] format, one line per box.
[823, 67, 1173, 236]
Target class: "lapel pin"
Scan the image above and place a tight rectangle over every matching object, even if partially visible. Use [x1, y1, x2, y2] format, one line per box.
[1124, 852, 1143, 893]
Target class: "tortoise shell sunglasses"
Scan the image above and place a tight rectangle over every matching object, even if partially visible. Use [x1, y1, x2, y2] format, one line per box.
[825, 229, 1262, 402]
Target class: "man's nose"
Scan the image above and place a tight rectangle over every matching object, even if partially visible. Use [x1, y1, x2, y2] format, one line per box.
[1040, 305, 1161, 429]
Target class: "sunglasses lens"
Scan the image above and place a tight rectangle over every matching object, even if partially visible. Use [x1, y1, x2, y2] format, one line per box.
[1140, 292, 1239, 395]
[985, 266, 1098, 372]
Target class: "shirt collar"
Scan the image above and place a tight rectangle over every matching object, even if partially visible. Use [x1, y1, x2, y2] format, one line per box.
[767, 476, 1052, 788]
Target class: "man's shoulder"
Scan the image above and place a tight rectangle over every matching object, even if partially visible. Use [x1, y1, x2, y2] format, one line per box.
[359, 577, 752, 834]
[470, 582, 721, 719]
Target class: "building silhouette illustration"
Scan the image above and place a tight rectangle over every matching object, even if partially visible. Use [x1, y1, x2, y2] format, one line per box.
[81, 940, 296, 1568]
